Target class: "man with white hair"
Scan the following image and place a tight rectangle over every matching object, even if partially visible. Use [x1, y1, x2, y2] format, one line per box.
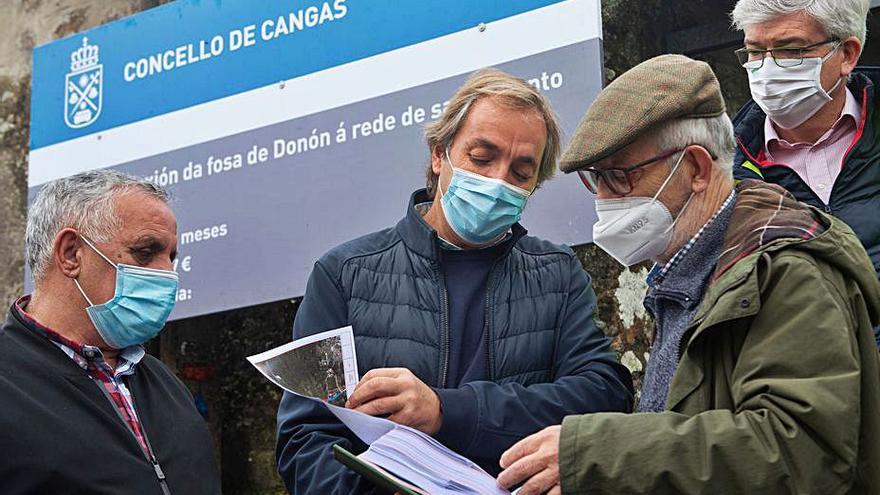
[0, 170, 220, 494]
[729, 0, 880, 348]
[496, 54, 880, 494]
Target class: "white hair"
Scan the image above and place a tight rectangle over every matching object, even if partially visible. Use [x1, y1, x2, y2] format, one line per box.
[731, 0, 870, 46]
[26, 169, 169, 282]
[653, 114, 737, 177]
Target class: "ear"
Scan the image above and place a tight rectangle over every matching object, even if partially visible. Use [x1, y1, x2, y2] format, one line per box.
[686, 145, 715, 194]
[54, 228, 83, 279]
[839, 36, 862, 78]
[431, 145, 444, 176]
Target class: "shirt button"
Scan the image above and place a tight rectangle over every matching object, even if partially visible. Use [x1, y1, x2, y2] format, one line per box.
[740, 298, 751, 308]
[818, 184, 826, 189]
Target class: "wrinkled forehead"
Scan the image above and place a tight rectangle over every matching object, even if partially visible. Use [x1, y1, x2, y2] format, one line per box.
[743, 11, 828, 46]
[112, 190, 177, 238]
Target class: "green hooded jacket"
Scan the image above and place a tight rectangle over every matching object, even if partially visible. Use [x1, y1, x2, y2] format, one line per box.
[560, 181, 880, 494]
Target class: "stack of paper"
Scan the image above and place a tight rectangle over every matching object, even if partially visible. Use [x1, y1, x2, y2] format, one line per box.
[359, 426, 508, 495]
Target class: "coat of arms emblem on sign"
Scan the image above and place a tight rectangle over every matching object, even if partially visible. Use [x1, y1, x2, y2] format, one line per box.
[64, 37, 102, 129]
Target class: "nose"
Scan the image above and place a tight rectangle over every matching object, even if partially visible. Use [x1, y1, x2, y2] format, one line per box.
[481, 160, 531, 190]
[484, 164, 509, 181]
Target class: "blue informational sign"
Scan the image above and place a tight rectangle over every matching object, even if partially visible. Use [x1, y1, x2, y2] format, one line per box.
[29, 0, 604, 320]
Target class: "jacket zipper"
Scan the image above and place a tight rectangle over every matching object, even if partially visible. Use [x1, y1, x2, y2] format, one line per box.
[434, 260, 450, 388]
[128, 386, 173, 495]
[92, 375, 172, 495]
[483, 261, 502, 380]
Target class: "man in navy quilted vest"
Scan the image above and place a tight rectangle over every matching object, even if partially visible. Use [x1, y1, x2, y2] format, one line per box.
[276, 68, 634, 494]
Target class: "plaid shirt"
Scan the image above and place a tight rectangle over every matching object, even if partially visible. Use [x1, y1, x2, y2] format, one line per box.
[15, 296, 151, 459]
[650, 190, 737, 286]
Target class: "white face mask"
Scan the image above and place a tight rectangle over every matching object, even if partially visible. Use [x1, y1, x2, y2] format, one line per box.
[592, 152, 693, 267]
[745, 45, 842, 130]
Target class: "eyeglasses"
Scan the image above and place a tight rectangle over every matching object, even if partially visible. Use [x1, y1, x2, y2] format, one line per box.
[734, 38, 840, 68]
[577, 148, 684, 196]
[577, 145, 717, 196]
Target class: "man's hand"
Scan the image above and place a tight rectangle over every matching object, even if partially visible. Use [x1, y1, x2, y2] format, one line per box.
[497, 425, 562, 495]
[346, 368, 443, 434]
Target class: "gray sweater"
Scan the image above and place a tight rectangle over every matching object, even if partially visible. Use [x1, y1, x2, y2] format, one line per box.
[639, 197, 735, 412]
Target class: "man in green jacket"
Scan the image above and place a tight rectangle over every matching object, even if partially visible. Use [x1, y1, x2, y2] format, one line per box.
[496, 54, 880, 494]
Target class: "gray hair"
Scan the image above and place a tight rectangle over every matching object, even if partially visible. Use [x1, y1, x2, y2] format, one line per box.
[731, 0, 870, 46]
[423, 68, 562, 197]
[26, 169, 170, 282]
[652, 114, 737, 177]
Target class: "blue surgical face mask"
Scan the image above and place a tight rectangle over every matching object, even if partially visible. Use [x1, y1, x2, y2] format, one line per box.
[440, 147, 532, 246]
[73, 235, 179, 349]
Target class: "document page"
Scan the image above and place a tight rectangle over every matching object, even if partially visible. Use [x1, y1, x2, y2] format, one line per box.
[248, 327, 397, 443]
[326, 401, 396, 445]
[247, 326, 359, 406]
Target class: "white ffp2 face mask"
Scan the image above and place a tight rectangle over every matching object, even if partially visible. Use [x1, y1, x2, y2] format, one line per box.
[592, 152, 692, 267]
[745, 47, 842, 130]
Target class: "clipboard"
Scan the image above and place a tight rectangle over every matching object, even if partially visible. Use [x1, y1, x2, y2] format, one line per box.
[333, 444, 427, 495]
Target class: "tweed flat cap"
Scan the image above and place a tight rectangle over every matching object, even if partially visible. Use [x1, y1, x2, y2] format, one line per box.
[559, 54, 726, 173]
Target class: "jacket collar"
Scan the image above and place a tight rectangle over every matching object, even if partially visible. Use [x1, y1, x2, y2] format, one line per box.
[713, 180, 825, 280]
[9, 296, 146, 370]
[395, 188, 528, 261]
[3, 301, 93, 375]
[665, 180, 832, 408]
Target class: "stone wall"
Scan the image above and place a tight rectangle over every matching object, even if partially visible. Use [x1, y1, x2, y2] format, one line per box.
[2, 1, 860, 492]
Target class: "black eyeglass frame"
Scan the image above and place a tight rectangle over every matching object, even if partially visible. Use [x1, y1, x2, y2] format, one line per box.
[734, 37, 840, 68]
[576, 145, 717, 195]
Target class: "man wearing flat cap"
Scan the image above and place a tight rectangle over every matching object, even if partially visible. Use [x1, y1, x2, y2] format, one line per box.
[496, 54, 880, 494]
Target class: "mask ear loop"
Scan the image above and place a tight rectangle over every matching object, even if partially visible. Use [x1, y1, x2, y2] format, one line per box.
[821, 41, 841, 63]
[79, 234, 118, 269]
[651, 149, 696, 234]
[820, 42, 845, 97]
[73, 234, 116, 307]
[435, 146, 465, 249]
[650, 149, 687, 203]
[439, 146, 454, 198]
[73, 278, 95, 307]
[667, 191, 696, 234]
[825, 77, 844, 96]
